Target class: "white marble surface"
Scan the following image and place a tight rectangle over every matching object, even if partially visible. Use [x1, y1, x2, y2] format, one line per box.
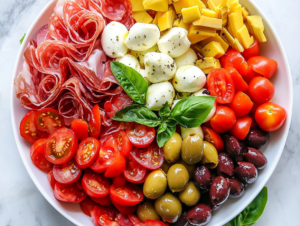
[0, 0, 299, 225]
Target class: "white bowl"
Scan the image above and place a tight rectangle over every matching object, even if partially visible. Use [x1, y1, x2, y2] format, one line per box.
[11, 0, 293, 225]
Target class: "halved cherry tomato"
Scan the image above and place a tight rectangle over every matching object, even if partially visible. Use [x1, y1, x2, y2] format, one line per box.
[124, 155, 147, 183]
[129, 142, 164, 170]
[112, 174, 126, 187]
[241, 39, 260, 60]
[53, 159, 82, 184]
[47, 170, 56, 190]
[20, 111, 40, 143]
[126, 123, 156, 148]
[104, 153, 126, 178]
[112, 200, 137, 214]
[35, 108, 65, 138]
[230, 116, 253, 140]
[128, 214, 143, 225]
[110, 183, 144, 206]
[207, 68, 235, 104]
[91, 206, 120, 226]
[117, 213, 134, 226]
[248, 77, 274, 103]
[82, 171, 111, 198]
[71, 119, 88, 141]
[144, 220, 169, 226]
[255, 102, 287, 132]
[210, 105, 236, 133]
[247, 56, 278, 79]
[54, 181, 87, 203]
[91, 195, 112, 206]
[220, 48, 248, 77]
[45, 128, 78, 165]
[228, 92, 253, 117]
[104, 92, 134, 118]
[109, 130, 132, 156]
[89, 105, 101, 139]
[30, 138, 53, 172]
[75, 137, 100, 169]
[202, 126, 224, 151]
[80, 196, 97, 217]
[225, 67, 248, 92]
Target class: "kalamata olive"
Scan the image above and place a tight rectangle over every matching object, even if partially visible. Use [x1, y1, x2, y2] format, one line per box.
[245, 128, 269, 149]
[223, 135, 246, 161]
[209, 176, 230, 206]
[234, 162, 258, 184]
[193, 166, 211, 192]
[200, 193, 222, 212]
[244, 147, 268, 170]
[217, 153, 234, 177]
[172, 211, 188, 226]
[186, 204, 212, 226]
[229, 178, 245, 198]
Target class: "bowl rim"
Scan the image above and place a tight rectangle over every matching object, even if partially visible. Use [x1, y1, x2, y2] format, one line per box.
[10, 0, 293, 225]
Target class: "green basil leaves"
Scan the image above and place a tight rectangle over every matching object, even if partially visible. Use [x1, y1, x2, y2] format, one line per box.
[20, 33, 26, 44]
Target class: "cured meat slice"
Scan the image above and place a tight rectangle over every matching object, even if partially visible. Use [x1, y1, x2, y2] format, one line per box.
[37, 25, 53, 46]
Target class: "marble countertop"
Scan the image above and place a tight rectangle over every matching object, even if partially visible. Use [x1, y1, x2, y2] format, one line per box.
[0, 0, 299, 225]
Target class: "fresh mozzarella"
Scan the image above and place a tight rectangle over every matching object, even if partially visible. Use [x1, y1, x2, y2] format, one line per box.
[181, 126, 204, 140]
[174, 48, 197, 68]
[117, 54, 141, 72]
[131, 45, 160, 68]
[101, 21, 128, 58]
[146, 82, 175, 111]
[124, 23, 160, 51]
[139, 69, 151, 85]
[144, 52, 177, 83]
[157, 27, 191, 58]
[171, 99, 181, 109]
[173, 65, 206, 92]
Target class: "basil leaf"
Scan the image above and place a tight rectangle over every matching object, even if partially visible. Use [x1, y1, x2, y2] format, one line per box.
[230, 187, 268, 226]
[110, 61, 148, 105]
[113, 104, 161, 127]
[165, 119, 178, 127]
[157, 123, 167, 135]
[20, 33, 26, 44]
[170, 96, 216, 128]
[157, 126, 176, 148]
[159, 102, 171, 120]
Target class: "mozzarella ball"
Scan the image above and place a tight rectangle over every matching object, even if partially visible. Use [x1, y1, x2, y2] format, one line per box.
[172, 99, 181, 109]
[158, 27, 191, 58]
[181, 126, 204, 140]
[117, 54, 141, 72]
[139, 69, 151, 85]
[124, 23, 160, 51]
[101, 21, 128, 58]
[144, 52, 177, 83]
[175, 48, 197, 68]
[173, 65, 206, 93]
[131, 45, 160, 68]
[146, 82, 175, 111]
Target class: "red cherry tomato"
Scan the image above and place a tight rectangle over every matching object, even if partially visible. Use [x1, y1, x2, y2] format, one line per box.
[112, 174, 126, 187]
[104, 92, 134, 118]
[247, 56, 278, 79]
[75, 137, 100, 169]
[45, 128, 78, 165]
[126, 123, 156, 148]
[104, 153, 126, 178]
[144, 220, 169, 226]
[54, 181, 87, 203]
[128, 214, 143, 225]
[117, 213, 134, 226]
[112, 200, 137, 214]
[110, 183, 144, 206]
[80, 196, 97, 217]
[124, 155, 147, 183]
[71, 119, 88, 141]
[82, 171, 111, 198]
[53, 159, 82, 184]
[30, 138, 53, 172]
[202, 126, 224, 151]
[20, 111, 40, 143]
[111, 130, 132, 156]
[91, 206, 120, 226]
[230, 116, 253, 140]
[248, 77, 275, 103]
[91, 195, 112, 206]
[228, 92, 254, 117]
[89, 105, 101, 139]
[241, 39, 260, 60]
[220, 48, 248, 77]
[255, 102, 287, 132]
[47, 170, 56, 190]
[210, 105, 236, 133]
[207, 68, 235, 104]
[225, 67, 248, 92]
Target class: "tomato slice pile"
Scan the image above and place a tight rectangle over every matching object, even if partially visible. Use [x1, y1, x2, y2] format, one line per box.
[20, 111, 40, 143]
[30, 138, 53, 172]
[53, 159, 82, 184]
[124, 155, 147, 183]
[76, 137, 100, 168]
[54, 181, 86, 203]
[82, 171, 111, 198]
[126, 123, 155, 148]
[110, 183, 143, 206]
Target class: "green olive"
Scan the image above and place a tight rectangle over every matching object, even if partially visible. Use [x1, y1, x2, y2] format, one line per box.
[137, 201, 161, 222]
[200, 141, 218, 169]
[167, 164, 189, 192]
[179, 181, 201, 206]
[181, 133, 204, 165]
[143, 169, 167, 199]
[160, 161, 172, 174]
[155, 193, 182, 223]
[176, 159, 196, 179]
[164, 132, 182, 163]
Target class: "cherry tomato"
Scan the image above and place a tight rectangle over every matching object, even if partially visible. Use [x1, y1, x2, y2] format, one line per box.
[112, 174, 126, 187]
[247, 56, 278, 79]
[53, 159, 82, 184]
[111, 130, 132, 156]
[110, 183, 143, 206]
[126, 123, 155, 148]
[104, 153, 126, 178]
[80, 196, 97, 217]
[20, 111, 40, 143]
[45, 128, 78, 165]
[71, 119, 88, 141]
[82, 171, 111, 198]
[220, 48, 248, 77]
[225, 67, 248, 92]
[30, 138, 53, 172]
[248, 77, 275, 103]
[124, 155, 147, 183]
[230, 116, 253, 140]
[228, 92, 253, 117]
[91, 206, 120, 226]
[255, 102, 287, 132]
[117, 213, 134, 226]
[104, 92, 134, 118]
[144, 220, 169, 226]
[47, 170, 56, 190]
[202, 126, 224, 151]
[128, 214, 142, 225]
[210, 105, 236, 133]
[89, 105, 101, 139]
[241, 39, 260, 60]
[129, 142, 164, 170]
[207, 68, 235, 104]
[91, 195, 112, 206]
[54, 181, 87, 203]
[75, 137, 100, 169]
[112, 200, 137, 214]
[35, 108, 65, 138]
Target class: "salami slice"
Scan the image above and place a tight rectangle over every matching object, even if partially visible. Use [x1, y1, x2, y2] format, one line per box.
[37, 25, 53, 46]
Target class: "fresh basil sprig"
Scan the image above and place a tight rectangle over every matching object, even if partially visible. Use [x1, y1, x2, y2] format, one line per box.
[157, 125, 176, 148]
[20, 33, 26, 44]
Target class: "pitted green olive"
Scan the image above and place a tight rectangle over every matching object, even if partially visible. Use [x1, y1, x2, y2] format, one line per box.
[167, 164, 189, 192]
[181, 126, 203, 140]
[137, 201, 161, 222]
[155, 193, 182, 223]
[200, 141, 219, 169]
[177, 159, 195, 179]
[160, 161, 172, 174]
[143, 169, 167, 199]
[164, 132, 182, 163]
[181, 134, 204, 165]
[179, 181, 201, 206]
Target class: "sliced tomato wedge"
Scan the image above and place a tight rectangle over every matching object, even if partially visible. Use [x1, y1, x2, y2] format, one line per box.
[104, 153, 126, 178]
[75, 137, 100, 169]
[110, 183, 143, 206]
[202, 126, 224, 152]
[225, 67, 248, 92]
[91, 195, 112, 206]
[53, 159, 82, 184]
[124, 155, 147, 183]
[30, 138, 53, 172]
[45, 128, 78, 165]
[112, 174, 126, 187]
[112, 201, 137, 214]
[82, 171, 111, 198]
[126, 122, 155, 148]
[104, 92, 134, 118]
[117, 213, 134, 226]
[230, 116, 253, 140]
[54, 181, 87, 203]
[47, 170, 56, 190]
[71, 119, 88, 141]
[89, 105, 101, 139]
[80, 196, 97, 217]
[91, 206, 120, 226]
[20, 111, 40, 143]
[112, 130, 132, 156]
